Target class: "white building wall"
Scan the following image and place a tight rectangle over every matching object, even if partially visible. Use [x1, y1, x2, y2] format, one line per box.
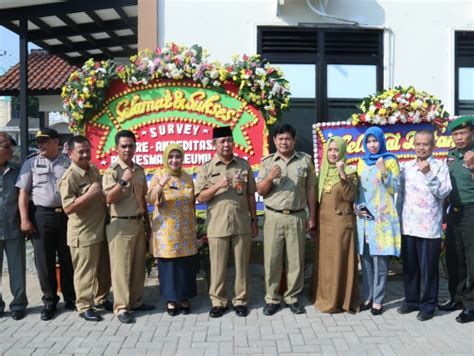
[0, 96, 11, 127]
[160, 0, 474, 114]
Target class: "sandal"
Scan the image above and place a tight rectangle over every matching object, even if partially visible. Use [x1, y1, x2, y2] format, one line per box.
[180, 299, 190, 315]
[167, 301, 179, 317]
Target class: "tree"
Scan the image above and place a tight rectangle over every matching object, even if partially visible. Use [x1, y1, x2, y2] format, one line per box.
[11, 96, 39, 118]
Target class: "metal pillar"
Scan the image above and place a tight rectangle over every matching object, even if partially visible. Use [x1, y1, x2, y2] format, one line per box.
[19, 18, 29, 160]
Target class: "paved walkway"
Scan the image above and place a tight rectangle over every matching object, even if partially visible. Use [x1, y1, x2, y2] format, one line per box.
[0, 261, 473, 355]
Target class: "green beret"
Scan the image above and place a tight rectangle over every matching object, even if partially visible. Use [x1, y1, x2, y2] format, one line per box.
[447, 115, 474, 132]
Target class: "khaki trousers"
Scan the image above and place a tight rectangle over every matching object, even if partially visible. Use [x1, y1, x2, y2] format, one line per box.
[208, 234, 251, 307]
[70, 241, 102, 313]
[94, 239, 111, 305]
[106, 218, 146, 315]
[264, 209, 306, 304]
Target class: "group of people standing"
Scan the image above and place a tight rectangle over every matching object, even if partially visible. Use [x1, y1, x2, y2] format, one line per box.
[313, 116, 474, 324]
[0, 115, 472, 324]
[0, 129, 153, 323]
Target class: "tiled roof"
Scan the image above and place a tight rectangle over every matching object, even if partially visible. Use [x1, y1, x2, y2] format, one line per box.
[0, 50, 77, 95]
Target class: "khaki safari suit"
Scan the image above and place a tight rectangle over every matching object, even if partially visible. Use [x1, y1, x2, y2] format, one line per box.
[58, 162, 111, 313]
[195, 154, 256, 307]
[103, 158, 147, 315]
[257, 151, 316, 304]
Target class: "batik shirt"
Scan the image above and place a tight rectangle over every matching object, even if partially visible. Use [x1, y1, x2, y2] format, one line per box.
[397, 157, 451, 239]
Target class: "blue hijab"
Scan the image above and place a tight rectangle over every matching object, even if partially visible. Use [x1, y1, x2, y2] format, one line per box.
[362, 126, 397, 166]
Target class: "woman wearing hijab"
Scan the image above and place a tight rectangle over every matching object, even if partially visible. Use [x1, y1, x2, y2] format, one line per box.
[146, 144, 198, 316]
[356, 126, 401, 315]
[311, 136, 359, 313]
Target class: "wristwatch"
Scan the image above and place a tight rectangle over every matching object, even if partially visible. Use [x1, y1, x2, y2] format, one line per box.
[118, 179, 128, 187]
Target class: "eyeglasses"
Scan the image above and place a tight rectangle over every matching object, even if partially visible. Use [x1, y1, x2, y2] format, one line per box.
[119, 144, 136, 149]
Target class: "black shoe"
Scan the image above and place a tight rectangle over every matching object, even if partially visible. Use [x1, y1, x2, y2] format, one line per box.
[417, 311, 434, 321]
[117, 311, 135, 324]
[95, 300, 114, 311]
[371, 306, 383, 316]
[180, 300, 190, 315]
[209, 306, 228, 318]
[285, 302, 306, 314]
[167, 302, 179, 317]
[11, 310, 25, 320]
[455, 309, 474, 323]
[40, 306, 56, 321]
[438, 300, 463, 311]
[359, 301, 373, 311]
[131, 303, 155, 312]
[397, 304, 419, 314]
[64, 301, 76, 311]
[263, 303, 280, 316]
[234, 305, 248, 317]
[79, 309, 103, 322]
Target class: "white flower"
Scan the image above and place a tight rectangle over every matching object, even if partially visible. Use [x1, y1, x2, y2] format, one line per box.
[170, 69, 183, 78]
[271, 82, 283, 95]
[212, 81, 220, 87]
[412, 113, 421, 123]
[400, 114, 407, 123]
[256, 67, 265, 76]
[166, 63, 176, 71]
[388, 115, 397, 124]
[210, 70, 219, 79]
[202, 77, 209, 86]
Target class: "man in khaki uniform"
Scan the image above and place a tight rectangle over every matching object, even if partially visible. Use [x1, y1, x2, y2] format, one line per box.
[257, 124, 316, 315]
[195, 126, 258, 318]
[58, 136, 111, 321]
[103, 130, 153, 324]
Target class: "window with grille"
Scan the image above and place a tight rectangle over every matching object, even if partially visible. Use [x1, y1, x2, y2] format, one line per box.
[257, 26, 383, 153]
[455, 31, 474, 115]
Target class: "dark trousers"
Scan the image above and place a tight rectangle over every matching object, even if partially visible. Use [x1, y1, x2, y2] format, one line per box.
[31, 206, 75, 307]
[401, 235, 441, 313]
[445, 205, 474, 308]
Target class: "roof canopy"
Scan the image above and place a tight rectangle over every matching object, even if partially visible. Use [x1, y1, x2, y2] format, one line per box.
[0, 50, 76, 95]
[0, 0, 138, 66]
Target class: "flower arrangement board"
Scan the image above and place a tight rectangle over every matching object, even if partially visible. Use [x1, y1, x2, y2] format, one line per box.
[313, 122, 454, 174]
[312, 86, 453, 174]
[61, 43, 290, 173]
[350, 86, 449, 128]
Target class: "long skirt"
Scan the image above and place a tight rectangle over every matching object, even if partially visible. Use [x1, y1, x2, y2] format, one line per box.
[311, 193, 359, 313]
[158, 254, 198, 302]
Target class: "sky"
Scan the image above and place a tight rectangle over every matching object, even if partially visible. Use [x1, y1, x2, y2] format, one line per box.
[0, 26, 40, 74]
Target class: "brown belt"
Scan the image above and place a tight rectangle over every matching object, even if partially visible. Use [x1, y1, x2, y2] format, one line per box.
[265, 206, 305, 215]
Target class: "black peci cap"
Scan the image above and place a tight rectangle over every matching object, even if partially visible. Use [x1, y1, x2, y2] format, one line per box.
[212, 126, 233, 139]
